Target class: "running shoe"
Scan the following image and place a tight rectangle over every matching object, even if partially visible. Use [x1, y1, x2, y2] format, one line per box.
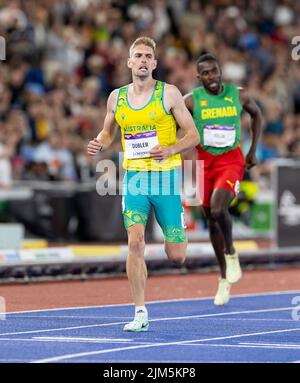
[225, 252, 242, 283]
[214, 278, 231, 306]
[123, 312, 149, 332]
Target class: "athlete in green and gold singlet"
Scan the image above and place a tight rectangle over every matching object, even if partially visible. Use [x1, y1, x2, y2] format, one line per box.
[88, 37, 199, 331]
[115, 80, 181, 171]
[185, 53, 262, 306]
[192, 82, 243, 156]
[115, 80, 186, 242]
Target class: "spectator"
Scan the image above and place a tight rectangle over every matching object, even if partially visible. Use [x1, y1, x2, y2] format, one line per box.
[33, 130, 76, 181]
[0, 0, 298, 190]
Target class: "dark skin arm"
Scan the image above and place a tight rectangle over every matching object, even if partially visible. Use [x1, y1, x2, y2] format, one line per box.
[239, 90, 263, 169]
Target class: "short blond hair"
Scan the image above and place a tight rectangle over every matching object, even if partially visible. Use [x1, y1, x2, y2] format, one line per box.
[129, 36, 156, 57]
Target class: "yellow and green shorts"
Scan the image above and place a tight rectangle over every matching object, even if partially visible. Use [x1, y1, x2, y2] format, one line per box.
[122, 169, 186, 243]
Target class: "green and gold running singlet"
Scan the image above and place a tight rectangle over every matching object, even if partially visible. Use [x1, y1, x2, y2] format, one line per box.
[192, 83, 243, 155]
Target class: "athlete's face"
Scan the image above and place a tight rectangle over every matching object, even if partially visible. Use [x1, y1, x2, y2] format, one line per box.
[197, 61, 222, 94]
[128, 44, 157, 79]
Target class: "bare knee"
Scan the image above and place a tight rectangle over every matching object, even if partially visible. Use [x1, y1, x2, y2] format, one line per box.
[210, 207, 226, 221]
[128, 233, 145, 256]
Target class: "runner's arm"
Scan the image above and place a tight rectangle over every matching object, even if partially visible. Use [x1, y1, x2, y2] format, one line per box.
[166, 85, 200, 155]
[239, 90, 263, 168]
[179, 92, 195, 141]
[87, 90, 118, 156]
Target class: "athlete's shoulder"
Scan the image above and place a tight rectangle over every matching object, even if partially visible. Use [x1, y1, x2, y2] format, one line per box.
[183, 86, 203, 110]
[163, 83, 181, 95]
[112, 82, 130, 96]
[163, 83, 184, 105]
[183, 85, 199, 97]
[238, 87, 252, 105]
[107, 87, 124, 112]
[161, 83, 187, 113]
[107, 88, 119, 104]
[224, 83, 244, 103]
[193, 85, 204, 91]
[110, 88, 120, 98]
[225, 82, 243, 92]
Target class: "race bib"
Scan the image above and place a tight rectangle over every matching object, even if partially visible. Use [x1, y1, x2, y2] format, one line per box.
[124, 131, 159, 159]
[203, 125, 236, 147]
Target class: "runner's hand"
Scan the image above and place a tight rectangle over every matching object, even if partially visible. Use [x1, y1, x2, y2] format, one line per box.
[245, 151, 257, 169]
[149, 145, 172, 161]
[87, 138, 103, 156]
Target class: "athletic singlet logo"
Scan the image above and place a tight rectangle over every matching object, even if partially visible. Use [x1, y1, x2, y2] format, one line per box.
[149, 111, 157, 120]
[224, 97, 233, 103]
[118, 96, 126, 107]
[136, 310, 145, 314]
[226, 179, 235, 188]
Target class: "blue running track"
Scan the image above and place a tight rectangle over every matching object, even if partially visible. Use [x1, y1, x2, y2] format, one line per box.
[1, 291, 300, 363]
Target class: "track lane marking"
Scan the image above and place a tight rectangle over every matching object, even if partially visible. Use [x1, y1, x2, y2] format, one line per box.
[0, 306, 294, 337]
[31, 326, 300, 363]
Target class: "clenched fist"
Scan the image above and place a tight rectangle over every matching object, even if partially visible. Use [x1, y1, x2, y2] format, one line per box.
[87, 138, 103, 156]
[149, 145, 173, 161]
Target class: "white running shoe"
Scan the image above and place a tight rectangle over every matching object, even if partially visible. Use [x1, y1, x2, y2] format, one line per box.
[123, 312, 149, 332]
[225, 252, 242, 283]
[214, 278, 231, 306]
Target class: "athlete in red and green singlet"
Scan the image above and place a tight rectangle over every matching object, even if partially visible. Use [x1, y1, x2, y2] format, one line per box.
[185, 53, 262, 306]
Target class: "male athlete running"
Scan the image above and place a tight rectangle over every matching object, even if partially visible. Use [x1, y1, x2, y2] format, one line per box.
[88, 37, 199, 331]
[185, 53, 262, 306]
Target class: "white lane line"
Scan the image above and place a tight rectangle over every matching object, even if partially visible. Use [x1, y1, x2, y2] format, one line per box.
[5, 315, 131, 319]
[4, 316, 297, 322]
[180, 343, 300, 350]
[203, 318, 296, 322]
[0, 337, 152, 345]
[240, 342, 300, 348]
[31, 326, 300, 363]
[6, 290, 300, 315]
[33, 336, 153, 344]
[34, 336, 136, 343]
[0, 306, 294, 337]
[0, 320, 127, 337]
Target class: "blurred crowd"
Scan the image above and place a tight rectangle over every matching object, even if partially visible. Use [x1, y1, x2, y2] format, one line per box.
[0, 0, 299, 188]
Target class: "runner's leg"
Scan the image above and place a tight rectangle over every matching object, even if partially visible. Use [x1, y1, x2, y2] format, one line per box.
[202, 206, 226, 278]
[210, 188, 235, 255]
[126, 223, 147, 307]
